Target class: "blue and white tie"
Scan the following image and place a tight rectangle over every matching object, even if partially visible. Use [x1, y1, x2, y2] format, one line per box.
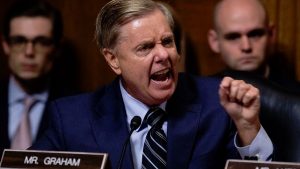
[142, 107, 167, 169]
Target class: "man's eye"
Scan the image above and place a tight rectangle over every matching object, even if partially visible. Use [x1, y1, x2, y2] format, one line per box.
[162, 37, 175, 47]
[33, 37, 54, 46]
[136, 43, 154, 56]
[248, 29, 266, 39]
[224, 33, 241, 41]
[8, 36, 27, 45]
[137, 44, 153, 51]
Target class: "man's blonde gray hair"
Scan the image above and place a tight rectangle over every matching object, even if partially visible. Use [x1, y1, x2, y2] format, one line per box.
[95, 0, 174, 50]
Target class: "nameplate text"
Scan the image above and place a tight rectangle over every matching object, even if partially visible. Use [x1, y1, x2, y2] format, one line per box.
[0, 149, 110, 169]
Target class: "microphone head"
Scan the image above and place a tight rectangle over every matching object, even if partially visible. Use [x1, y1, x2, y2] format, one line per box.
[130, 116, 142, 130]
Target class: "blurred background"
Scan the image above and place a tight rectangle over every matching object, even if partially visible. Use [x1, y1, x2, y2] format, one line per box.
[0, 0, 299, 92]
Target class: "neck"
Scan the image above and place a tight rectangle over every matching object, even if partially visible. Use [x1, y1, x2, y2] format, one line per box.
[225, 64, 269, 78]
[250, 64, 269, 78]
[13, 75, 49, 95]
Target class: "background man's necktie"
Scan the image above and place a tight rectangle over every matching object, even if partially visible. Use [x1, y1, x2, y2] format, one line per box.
[142, 107, 167, 169]
[11, 97, 37, 149]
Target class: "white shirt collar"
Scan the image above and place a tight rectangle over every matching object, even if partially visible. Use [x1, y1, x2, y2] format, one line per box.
[119, 79, 166, 129]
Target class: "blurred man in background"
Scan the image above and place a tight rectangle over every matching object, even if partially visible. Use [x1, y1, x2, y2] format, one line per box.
[208, 0, 300, 92]
[0, 0, 76, 154]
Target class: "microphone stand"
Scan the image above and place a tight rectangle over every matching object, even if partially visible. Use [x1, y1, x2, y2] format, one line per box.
[116, 116, 141, 169]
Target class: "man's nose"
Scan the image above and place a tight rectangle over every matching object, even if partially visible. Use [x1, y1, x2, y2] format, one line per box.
[240, 36, 252, 53]
[24, 42, 34, 56]
[154, 44, 169, 62]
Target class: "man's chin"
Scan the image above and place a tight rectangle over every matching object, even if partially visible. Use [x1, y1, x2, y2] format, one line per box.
[18, 74, 40, 81]
[14, 72, 45, 82]
[237, 65, 260, 72]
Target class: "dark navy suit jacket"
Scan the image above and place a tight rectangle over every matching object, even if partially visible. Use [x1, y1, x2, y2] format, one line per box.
[0, 79, 50, 154]
[32, 73, 240, 169]
[0, 77, 77, 154]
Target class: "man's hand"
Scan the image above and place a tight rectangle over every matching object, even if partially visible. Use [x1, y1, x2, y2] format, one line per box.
[219, 76, 261, 146]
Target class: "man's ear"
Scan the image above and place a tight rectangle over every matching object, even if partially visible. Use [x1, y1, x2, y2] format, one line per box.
[102, 48, 121, 75]
[267, 23, 276, 44]
[208, 29, 220, 53]
[2, 39, 11, 55]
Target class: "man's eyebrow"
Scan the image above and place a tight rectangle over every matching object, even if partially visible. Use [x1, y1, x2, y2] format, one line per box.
[224, 32, 241, 36]
[247, 28, 267, 35]
[223, 32, 242, 39]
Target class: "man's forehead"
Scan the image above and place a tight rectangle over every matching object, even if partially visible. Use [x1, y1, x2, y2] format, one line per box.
[216, 13, 267, 34]
[215, 0, 267, 30]
[116, 10, 172, 42]
[220, 24, 267, 35]
[10, 16, 53, 37]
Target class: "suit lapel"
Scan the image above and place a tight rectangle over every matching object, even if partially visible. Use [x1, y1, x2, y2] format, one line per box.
[89, 74, 203, 169]
[91, 78, 134, 169]
[36, 82, 60, 142]
[166, 74, 203, 169]
[35, 102, 50, 141]
[167, 105, 202, 169]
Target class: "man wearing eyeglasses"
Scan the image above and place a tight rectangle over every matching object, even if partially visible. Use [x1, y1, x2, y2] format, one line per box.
[0, 0, 74, 154]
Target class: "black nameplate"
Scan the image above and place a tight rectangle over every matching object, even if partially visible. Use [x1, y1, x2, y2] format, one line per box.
[0, 149, 111, 169]
[225, 159, 300, 169]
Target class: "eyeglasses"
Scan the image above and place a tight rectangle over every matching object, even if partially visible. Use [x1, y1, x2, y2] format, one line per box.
[7, 36, 54, 53]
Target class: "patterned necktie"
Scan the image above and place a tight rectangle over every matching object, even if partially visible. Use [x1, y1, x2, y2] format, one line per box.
[11, 97, 37, 149]
[142, 107, 167, 169]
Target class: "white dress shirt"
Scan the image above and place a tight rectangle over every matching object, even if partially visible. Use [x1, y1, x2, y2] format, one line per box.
[8, 76, 49, 142]
[119, 80, 273, 169]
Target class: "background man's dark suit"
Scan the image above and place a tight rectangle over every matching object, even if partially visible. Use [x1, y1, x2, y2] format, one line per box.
[32, 73, 240, 169]
[0, 77, 76, 154]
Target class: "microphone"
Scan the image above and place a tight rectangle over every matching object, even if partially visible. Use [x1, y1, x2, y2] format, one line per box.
[116, 116, 141, 169]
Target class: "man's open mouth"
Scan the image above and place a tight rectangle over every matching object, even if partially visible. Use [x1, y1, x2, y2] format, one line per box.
[150, 68, 172, 81]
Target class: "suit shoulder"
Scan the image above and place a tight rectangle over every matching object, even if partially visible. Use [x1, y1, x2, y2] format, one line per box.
[50, 80, 121, 113]
[50, 85, 109, 110]
[178, 73, 222, 91]
[176, 73, 223, 105]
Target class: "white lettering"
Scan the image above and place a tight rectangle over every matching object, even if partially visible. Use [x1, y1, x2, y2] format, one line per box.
[24, 156, 38, 164]
[44, 157, 81, 166]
